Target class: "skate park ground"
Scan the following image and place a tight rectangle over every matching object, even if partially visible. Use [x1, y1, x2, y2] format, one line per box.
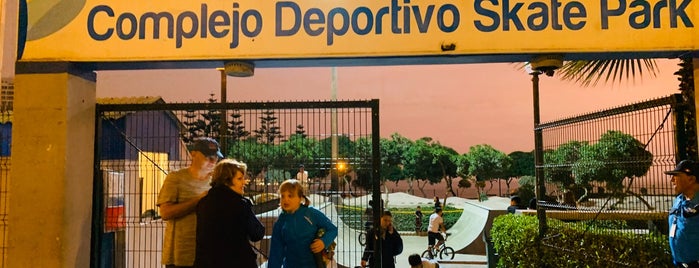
[395, 235, 488, 268]
[257, 192, 507, 267]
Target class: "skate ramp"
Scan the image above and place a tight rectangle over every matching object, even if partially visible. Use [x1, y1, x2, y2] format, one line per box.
[444, 198, 508, 254]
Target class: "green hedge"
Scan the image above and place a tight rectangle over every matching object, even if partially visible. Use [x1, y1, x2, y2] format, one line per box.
[490, 214, 672, 268]
[337, 205, 462, 232]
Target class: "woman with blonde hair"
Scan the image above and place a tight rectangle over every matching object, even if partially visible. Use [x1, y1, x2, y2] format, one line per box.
[268, 179, 338, 268]
[194, 159, 264, 268]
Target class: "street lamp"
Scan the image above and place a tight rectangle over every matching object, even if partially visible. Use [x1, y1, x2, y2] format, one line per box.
[217, 61, 255, 155]
[527, 54, 563, 238]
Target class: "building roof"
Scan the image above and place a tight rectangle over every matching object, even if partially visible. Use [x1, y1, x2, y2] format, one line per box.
[98, 96, 166, 120]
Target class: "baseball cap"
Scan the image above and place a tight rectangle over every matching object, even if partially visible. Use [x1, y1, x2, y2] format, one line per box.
[187, 137, 224, 158]
[665, 160, 699, 177]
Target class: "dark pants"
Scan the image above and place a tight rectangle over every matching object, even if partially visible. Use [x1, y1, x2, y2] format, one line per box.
[166, 265, 193, 268]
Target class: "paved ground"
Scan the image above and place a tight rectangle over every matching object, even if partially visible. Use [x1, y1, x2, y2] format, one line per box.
[396, 235, 488, 268]
[259, 193, 496, 268]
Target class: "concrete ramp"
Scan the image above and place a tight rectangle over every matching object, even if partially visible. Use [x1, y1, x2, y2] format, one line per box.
[317, 202, 364, 268]
[443, 197, 508, 255]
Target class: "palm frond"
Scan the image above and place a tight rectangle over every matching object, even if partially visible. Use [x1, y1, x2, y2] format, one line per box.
[513, 59, 659, 88]
[557, 59, 658, 87]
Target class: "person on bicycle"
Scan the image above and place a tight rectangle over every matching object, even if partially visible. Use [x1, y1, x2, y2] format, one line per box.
[427, 207, 446, 252]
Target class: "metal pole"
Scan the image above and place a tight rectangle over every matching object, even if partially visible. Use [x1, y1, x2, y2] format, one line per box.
[331, 67, 339, 193]
[219, 69, 227, 154]
[532, 71, 547, 237]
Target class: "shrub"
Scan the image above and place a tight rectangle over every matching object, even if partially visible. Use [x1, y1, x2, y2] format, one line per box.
[491, 214, 672, 268]
[337, 205, 463, 232]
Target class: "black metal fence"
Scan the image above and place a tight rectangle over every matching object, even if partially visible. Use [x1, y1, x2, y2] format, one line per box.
[93, 99, 380, 268]
[532, 94, 690, 261]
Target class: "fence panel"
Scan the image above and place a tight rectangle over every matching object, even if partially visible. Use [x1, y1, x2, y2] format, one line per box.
[95, 100, 380, 268]
[532, 94, 687, 266]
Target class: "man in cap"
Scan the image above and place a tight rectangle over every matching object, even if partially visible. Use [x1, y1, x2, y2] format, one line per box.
[157, 137, 223, 268]
[665, 160, 699, 268]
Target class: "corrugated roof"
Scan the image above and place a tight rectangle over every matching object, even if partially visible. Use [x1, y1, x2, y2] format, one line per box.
[98, 96, 166, 120]
[97, 96, 164, 105]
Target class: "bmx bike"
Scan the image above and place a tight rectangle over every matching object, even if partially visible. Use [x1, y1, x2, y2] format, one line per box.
[421, 233, 454, 260]
[357, 221, 372, 246]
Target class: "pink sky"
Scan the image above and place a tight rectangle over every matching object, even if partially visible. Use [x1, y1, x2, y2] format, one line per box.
[97, 59, 680, 154]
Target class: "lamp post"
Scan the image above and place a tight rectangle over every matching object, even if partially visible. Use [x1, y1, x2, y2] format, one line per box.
[528, 54, 562, 239]
[217, 68, 227, 153]
[216, 61, 255, 156]
[530, 69, 547, 237]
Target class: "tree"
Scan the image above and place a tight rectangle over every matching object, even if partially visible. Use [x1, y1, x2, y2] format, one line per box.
[317, 135, 355, 192]
[404, 138, 444, 197]
[572, 130, 653, 209]
[254, 109, 284, 144]
[228, 110, 250, 141]
[429, 142, 459, 196]
[675, 57, 698, 160]
[505, 150, 534, 195]
[555, 59, 658, 87]
[466, 144, 511, 198]
[295, 124, 307, 138]
[278, 134, 320, 176]
[544, 140, 587, 193]
[455, 154, 471, 196]
[181, 94, 223, 143]
[507, 151, 534, 177]
[229, 137, 276, 183]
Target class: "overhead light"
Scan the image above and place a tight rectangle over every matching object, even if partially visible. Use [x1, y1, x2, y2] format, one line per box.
[224, 61, 254, 77]
[529, 54, 564, 77]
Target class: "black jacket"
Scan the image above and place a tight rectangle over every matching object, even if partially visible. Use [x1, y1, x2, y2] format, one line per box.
[361, 227, 403, 268]
[194, 185, 265, 268]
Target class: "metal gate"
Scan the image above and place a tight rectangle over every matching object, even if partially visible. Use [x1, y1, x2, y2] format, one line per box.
[532, 94, 691, 266]
[92, 99, 381, 268]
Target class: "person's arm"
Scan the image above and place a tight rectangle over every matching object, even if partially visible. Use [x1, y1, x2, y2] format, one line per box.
[386, 229, 403, 256]
[309, 208, 338, 253]
[439, 217, 447, 233]
[159, 191, 206, 220]
[360, 229, 374, 267]
[316, 210, 338, 248]
[243, 198, 265, 242]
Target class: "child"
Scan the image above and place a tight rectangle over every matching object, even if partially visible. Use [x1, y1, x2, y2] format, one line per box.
[268, 179, 338, 268]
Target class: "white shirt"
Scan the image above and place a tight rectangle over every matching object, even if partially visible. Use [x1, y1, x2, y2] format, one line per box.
[416, 258, 438, 268]
[296, 170, 308, 182]
[427, 213, 443, 233]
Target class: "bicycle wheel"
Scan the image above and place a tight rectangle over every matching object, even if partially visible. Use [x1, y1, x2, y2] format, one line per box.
[440, 246, 455, 260]
[358, 232, 366, 246]
[421, 249, 433, 259]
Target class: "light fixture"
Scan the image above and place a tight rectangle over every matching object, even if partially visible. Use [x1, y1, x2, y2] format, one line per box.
[223, 61, 254, 77]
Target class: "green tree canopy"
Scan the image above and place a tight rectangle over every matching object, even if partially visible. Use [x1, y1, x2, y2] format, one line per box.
[572, 130, 653, 191]
[466, 144, 511, 181]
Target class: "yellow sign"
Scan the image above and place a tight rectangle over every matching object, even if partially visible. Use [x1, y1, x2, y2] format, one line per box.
[20, 0, 699, 62]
